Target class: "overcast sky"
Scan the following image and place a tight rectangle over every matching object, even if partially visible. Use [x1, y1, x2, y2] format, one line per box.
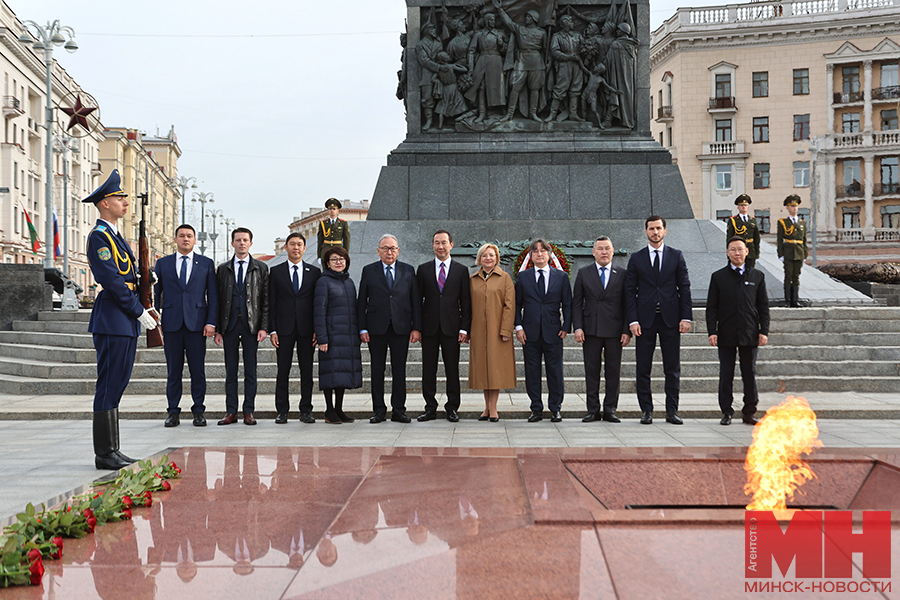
[23, 0, 715, 255]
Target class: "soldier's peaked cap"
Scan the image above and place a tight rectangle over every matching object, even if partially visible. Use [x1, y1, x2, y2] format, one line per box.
[325, 198, 342, 209]
[735, 194, 752, 205]
[784, 194, 802, 206]
[82, 169, 127, 204]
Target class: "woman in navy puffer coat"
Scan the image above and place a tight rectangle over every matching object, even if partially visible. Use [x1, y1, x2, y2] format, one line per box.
[315, 246, 362, 423]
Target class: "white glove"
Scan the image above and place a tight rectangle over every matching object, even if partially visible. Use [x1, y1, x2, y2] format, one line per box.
[138, 309, 158, 330]
[780, 256, 784, 262]
[150, 271, 158, 285]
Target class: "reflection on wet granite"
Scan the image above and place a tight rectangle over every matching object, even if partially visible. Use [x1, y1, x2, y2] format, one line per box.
[6, 446, 900, 599]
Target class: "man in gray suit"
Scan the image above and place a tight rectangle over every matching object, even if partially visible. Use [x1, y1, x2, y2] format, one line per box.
[573, 237, 631, 422]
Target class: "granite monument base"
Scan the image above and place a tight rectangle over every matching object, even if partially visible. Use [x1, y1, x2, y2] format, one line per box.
[0, 264, 53, 330]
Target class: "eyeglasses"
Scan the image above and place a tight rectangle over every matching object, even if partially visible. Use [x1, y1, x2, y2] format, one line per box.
[379, 246, 399, 252]
[329, 257, 346, 263]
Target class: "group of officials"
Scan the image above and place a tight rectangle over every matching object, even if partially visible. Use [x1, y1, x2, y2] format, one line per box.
[84, 170, 804, 470]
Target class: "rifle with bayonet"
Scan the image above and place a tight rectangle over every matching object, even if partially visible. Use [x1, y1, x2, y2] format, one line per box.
[137, 192, 163, 348]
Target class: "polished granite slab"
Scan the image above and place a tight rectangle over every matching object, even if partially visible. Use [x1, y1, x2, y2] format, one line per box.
[6, 446, 900, 599]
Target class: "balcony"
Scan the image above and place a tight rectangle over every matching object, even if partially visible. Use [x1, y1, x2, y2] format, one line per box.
[91, 162, 102, 175]
[835, 228, 864, 242]
[874, 130, 900, 146]
[27, 118, 41, 139]
[875, 228, 900, 241]
[28, 158, 40, 176]
[832, 132, 864, 149]
[872, 86, 900, 101]
[836, 182, 863, 199]
[656, 105, 673, 121]
[875, 182, 900, 196]
[701, 140, 745, 156]
[708, 96, 736, 112]
[833, 91, 865, 104]
[3, 96, 23, 118]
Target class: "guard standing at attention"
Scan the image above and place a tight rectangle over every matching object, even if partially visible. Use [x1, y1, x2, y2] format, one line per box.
[84, 169, 159, 470]
[316, 198, 350, 261]
[776, 194, 809, 307]
[726, 194, 760, 269]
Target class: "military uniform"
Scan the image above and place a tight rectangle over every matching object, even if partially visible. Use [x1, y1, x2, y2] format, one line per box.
[776, 195, 808, 307]
[726, 195, 760, 269]
[317, 199, 351, 259]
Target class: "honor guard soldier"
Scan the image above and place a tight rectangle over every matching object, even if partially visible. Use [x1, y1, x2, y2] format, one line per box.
[726, 194, 760, 269]
[776, 194, 809, 307]
[84, 170, 159, 470]
[316, 198, 350, 261]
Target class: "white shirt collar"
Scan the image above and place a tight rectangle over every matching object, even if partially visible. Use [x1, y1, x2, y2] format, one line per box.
[382, 261, 395, 271]
[99, 218, 118, 236]
[648, 243, 665, 254]
[435, 257, 450, 268]
[234, 255, 249, 268]
[288, 259, 303, 269]
[177, 250, 194, 262]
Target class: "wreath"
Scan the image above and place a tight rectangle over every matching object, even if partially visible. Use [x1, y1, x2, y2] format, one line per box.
[512, 242, 571, 280]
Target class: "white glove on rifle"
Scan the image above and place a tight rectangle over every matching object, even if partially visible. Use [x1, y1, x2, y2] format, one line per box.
[138, 309, 158, 330]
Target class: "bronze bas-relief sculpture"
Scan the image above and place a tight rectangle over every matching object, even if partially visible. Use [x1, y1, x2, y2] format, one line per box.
[398, 0, 638, 132]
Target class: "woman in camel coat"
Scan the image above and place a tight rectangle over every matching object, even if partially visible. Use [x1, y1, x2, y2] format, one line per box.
[468, 243, 516, 421]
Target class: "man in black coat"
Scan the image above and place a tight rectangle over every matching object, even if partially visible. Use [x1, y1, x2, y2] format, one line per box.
[416, 230, 472, 423]
[214, 227, 269, 426]
[707, 236, 770, 426]
[572, 236, 630, 423]
[624, 216, 693, 425]
[268, 233, 321, 424]
[357, 234, 422, 423]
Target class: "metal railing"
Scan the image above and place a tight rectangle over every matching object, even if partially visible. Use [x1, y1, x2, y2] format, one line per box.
[709, 96, 736, 109]
[657, 106, 673, 119]
[875, 182, 900, 196]
[835, 183, 863, 199]
[872, 85, 900, 100]
[834, 91, 865, 104]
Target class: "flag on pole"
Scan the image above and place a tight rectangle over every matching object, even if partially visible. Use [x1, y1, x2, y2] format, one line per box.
[20, 202, 40, 255]
[52, 206, 62, 258]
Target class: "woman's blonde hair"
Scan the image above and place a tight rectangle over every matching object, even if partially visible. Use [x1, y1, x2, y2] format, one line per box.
[475, 243, 501, 268]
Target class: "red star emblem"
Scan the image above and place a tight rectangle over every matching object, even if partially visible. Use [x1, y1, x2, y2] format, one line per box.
[60, 95, 96, 131]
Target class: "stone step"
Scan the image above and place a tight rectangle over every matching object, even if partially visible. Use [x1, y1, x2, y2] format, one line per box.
[36, 310, 91, 322]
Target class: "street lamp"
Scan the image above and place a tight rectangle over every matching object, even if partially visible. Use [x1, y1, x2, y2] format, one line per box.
[796, 135, 823, 267]
[207, 209, 224, 263]
[191, 191, 213, 255]
[53, 134, 79, 275]
[223, 217, 236, 255]
[172, 175, 197, 225]
[17, 20, 78, 269]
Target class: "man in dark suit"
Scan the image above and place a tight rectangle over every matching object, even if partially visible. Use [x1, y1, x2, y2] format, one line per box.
[268, 232, 321, 424]
[707, 237, 769, 426]
[84, 169, 159, 469]
[515, 239, 572, 423]
[624, 216, 693, 425]
[416, 230, 471, 423]
[155, 224, 219, 427]
[572, 236, 630, 423]
[357, 234, 422, 423]
[214, 227, 269, 426]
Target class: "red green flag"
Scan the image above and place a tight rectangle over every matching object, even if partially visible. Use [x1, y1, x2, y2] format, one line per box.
[20, 202, 40, 254]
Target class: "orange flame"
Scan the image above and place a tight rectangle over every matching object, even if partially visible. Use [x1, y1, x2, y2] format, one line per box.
[744, 396, 823, 510]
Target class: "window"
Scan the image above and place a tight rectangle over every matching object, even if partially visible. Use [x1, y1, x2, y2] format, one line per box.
[799, 207, 811, 221]
[793, 68, 809, 95]
[794, 161, 810, 187]
[715, 119, 732, 141]
[752, 72, 768, 97]
[753, 117, 769, 143]
[755, 210, 770, 233]
[882, 109, 898, 130]
[881, 156, 899, 194]
[715, 74, 731, 98]
[716, 210, 732, 221]
[754, 163, 770, 189]
[843, 207, 860, 229]
[716, 165, 732, 190]
[667, 126, 673, 147]
[793, 114, 810, 141]
[843, 66, 860, 97]
[843, 159, 862, 196]
[882, 204, 900, 228]
[882, 62, 899, 88]
[842, 112, 860, 133]
[659, 132, 663, 146]
[13, 161, 17, 188]
[650, 94, 654, 116]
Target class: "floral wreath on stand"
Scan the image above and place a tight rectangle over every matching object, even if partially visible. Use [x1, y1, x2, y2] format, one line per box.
[512, 242, 572, 280]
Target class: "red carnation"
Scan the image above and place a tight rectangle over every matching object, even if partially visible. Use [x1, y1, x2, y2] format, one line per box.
[122, 507, 132, 520]
[162, 480, 171, 491]
[122, 495, 133, 508]
[27, 548, 44, 585]
[50, 536, 64, 559]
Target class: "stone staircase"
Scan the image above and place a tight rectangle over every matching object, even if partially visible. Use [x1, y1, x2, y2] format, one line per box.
[0, 307, 898, 396]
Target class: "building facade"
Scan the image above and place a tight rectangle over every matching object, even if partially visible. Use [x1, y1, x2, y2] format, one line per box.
[650, 0, 900, 246]
[0, 1, 104, 293]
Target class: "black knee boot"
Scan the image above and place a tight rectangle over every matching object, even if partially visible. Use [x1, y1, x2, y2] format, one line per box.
[94, 409, 131, 470]
[323, 389, 341, 424]
[784, 285, 792, 307]
[335, 389, 353, 423]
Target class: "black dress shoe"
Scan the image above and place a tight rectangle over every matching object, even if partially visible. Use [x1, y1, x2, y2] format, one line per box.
[417, 410, 437, 422]
[582, 413, 601, 423]
[192, 413, 207, 427]
[370, 413, 386, 424]
[95, 453, 130, 470]
[527, 410, 543, 423]
[640, 411, 653, 425]
[114, 451, 137, 465]
[391, 412, 412, 424]
[274, 413, 288, 424]
[478, 414, 489, 421]
[742, 414, 759, 425]
[550, 411, 562, 423]
[602, 411, 621, 423]
[720, 414, 732, 426]
[299, 412, 316, 424]
[217, 413, 238, 426]
[446, 410, 459, 423]
[666, 413, 684, 425]
[489, 416, 499, 422]
[164, 413, 180, 428]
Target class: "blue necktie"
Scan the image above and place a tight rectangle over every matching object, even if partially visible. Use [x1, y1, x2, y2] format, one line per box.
[386, 266, 394, 290]
[237, 260, 245, 288]
[292, 265, 300, 293]
[600, 266, 607, 289]
[179, 256, 187, 288]
[537, 268, 545, 297]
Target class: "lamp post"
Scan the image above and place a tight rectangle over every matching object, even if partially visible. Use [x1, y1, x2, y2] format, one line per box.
[207, 209, 224, 263]
[796, 135, 823, 267]
[191, 191, 213, 255]
[53, 134, 79, 275]
[17, 20, 78, 269]
[172, 175, 197, 225]
[223, 217, 236, 254]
